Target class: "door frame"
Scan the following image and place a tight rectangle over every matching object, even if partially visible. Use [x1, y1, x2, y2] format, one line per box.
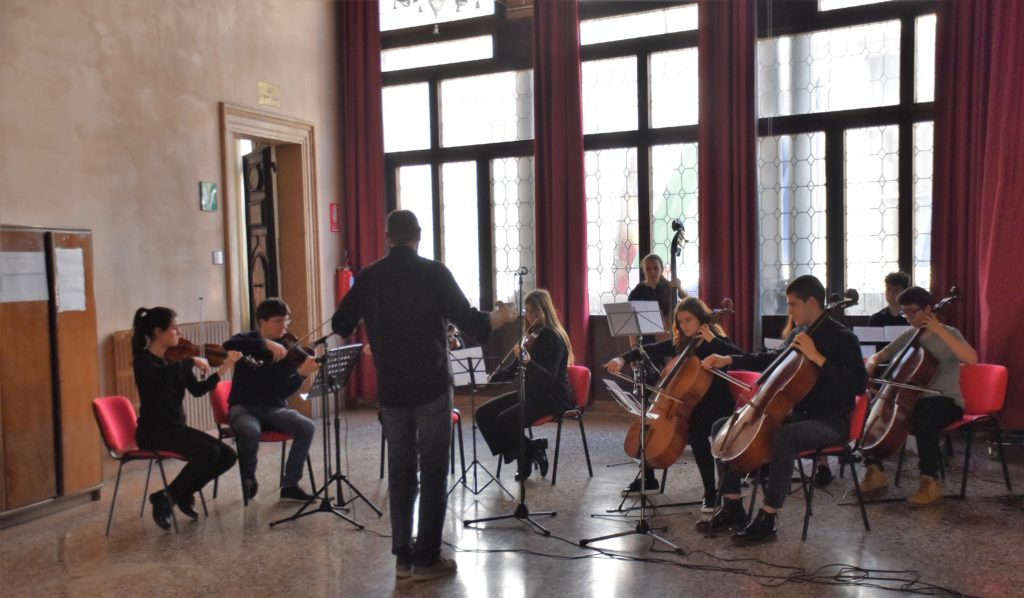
[219, 102, 322, 337]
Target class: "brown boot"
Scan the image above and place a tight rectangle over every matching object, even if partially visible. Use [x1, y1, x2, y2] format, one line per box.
[907, 475, 942, 507]
[857, 464, 888, 496]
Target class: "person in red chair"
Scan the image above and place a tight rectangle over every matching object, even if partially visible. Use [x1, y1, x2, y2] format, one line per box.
[605, 297, 742, 509]
[478, 289, 575, 482]
[861, 286, 978, 506]
[224, 298, 320, 504]
[132, 306, 241, 530]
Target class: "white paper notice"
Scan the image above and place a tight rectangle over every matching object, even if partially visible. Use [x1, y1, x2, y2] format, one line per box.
[764, 337, 785, 350]
[853, 326, 886, 343]
[0, 251, 49, 303]
[55, 247, 86, 312]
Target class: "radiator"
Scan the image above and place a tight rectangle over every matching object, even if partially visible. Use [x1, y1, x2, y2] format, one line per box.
[112, 320, 232, 433]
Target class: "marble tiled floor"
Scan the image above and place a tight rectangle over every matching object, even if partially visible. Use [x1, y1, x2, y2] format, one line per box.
[2, 406, 1022, 597]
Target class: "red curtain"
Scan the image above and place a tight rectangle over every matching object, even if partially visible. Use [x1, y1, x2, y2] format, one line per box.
[339, 0, 387, 402]
[533, 0, 589, 364]
[933, 0, 1024, 428]
[697, 0, 758, 350]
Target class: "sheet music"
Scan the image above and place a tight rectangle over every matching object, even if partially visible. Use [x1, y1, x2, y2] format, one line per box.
[764, 337, 785, 350]
[884, 325, 913, 341]
[853, 326, 886, 343]
[449, 346, 486, 387]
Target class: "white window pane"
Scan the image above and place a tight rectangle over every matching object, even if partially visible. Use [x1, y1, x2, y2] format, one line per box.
[492, 157, 536, 304]
[582, 57, 638, 135]
[380, 0, 495, 32]
[916, 14, 936, 103]
[382, 35, 492, 73]
[442, 162, 480, 308]
[914, 121, 933, 290]
[383, 83, 431, 153]
[397, 165, 434, 260]
[581, 5, 698, 46]
[651, 143, 699, 296]
[586, 148, 640, 315]
[441, 71, 533, 147]
[845, 126, 900, 316]
[650, 48, 699, 128]
[819, 0, 891, 10]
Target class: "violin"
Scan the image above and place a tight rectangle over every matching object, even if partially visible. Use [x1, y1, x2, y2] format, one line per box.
[859, 287, 960, 460]
[277, 332, 316, 368]
[487, 325, 542, 382]
[165, 338, 262, 368]
[447, 324, 464, 351]
[711, 290, 859, 474]
[623, 299, 735, 469]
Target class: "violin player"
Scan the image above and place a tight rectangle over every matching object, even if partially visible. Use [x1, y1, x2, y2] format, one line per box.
[476, 289, 575, 482]
[132, 306, 241, 529]
[698, 275, 867, 543]
[223, 297, 320, 504]
[604, 297, 741, 508]
[859, 286, 977, 505]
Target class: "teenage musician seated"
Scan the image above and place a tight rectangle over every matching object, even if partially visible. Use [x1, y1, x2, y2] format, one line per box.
[867, 271, 911, 327]
[605, 297, 740, 508]
[476, 290, 574, 482]
[859, 286, 978, 505]
[698, 275, 867, 543]
[224, 298, 320, 503]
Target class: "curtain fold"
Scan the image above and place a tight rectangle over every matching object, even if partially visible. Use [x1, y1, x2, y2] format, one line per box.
[933, 0, 1024, 428]
[533, 0, 589, 364]
[339, 0, 386, 402]
[697, 0, 758, 350]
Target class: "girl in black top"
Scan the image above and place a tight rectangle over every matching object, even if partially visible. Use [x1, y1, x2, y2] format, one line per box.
[132, 307, 240, 530]
[477, 289, 574, 481]
[627, 253, 683, 345]
[605, 297, 740, 509]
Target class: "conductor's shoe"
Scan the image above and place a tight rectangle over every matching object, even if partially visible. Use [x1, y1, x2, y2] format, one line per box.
[412, 556, 458, 581]
[279, 485, 315, 502]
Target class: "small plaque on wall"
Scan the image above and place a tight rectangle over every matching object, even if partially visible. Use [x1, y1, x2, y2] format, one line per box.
[258, 81, 281, 107]
[199, 181, 218, 212]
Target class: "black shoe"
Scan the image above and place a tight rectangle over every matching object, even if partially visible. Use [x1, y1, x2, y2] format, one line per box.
[279, 485, 315, 502]
[621, 477, 660, 496]
[148, 491, 173, 531]
[243, 477, 258, 503]
[695, 497, 747, 533]
[701, 490, 718, 514]
[514, 456, 532, 482]
[814, 464, 834, 488]
[532, 440, 549, 478]
[733, 508, 777, 543]
[175, 494, 200, 521]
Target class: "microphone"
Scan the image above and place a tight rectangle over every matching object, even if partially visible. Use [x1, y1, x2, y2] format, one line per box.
[514, 266, 529, 276]
[313, 333, 334, 347]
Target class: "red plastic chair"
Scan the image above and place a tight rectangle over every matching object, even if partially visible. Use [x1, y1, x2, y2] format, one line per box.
[208, 380, 316, 505]
[727, 370, 761, 407]
[92, 395, 207, 535]
[378, 408, 466, 480]
[496, 365, 594, 486]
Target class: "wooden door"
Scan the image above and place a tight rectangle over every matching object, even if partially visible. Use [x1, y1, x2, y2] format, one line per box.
[0, 227, 58, 509]
[243, 146, 279, 325]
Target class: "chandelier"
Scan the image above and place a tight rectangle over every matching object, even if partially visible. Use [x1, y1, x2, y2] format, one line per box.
[392, 0, 480, 17]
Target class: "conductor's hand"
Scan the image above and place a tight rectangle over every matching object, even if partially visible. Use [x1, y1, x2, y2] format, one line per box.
[298, 356, 319, 377]
[265, 339, 288, 362]
[362, 344, 373, 357]
[490, 301, 518, 329]
[701, 354, 732, 370]
[605, 357, 626, 375]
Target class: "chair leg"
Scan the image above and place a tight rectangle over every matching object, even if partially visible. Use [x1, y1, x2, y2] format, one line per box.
[239, 456, 249, 507]
[140, 460, 154, 517]
[213, 475, 219, 499]
[748, 467, 763, 521]
[895, 444, 906, 487]
[280, 441, 287, 488]
[105, 460, 126, 536]
[457, 417, 466, 479]
[992, 421, 1014, 492]
[156, 460, 179, 533]
[846, 448, 871, 532]
[958, 424, 974, 499]
[379, 427, 386, 480]
[450, 420, 456, 476]
[198, 488, 208, 516]
[801, 457, 816, 541]
[578, 416, 594, 478]
[306, 456, 317, 491]
[660, 468, 668, 494]
[551, 420, 563, 486]
[496, 457, 502, 479]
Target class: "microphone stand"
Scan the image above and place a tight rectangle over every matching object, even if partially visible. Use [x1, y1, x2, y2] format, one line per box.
[464, 270, 556, 536]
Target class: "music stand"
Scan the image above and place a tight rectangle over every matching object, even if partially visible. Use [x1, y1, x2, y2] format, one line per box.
[579, 303, 683, 553]
[447, 346, 513, 498]
[270, 343, 382, 529]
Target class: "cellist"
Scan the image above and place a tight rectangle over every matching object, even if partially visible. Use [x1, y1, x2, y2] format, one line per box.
[698, 275, 866, 543]
[859, 286, 977, 506]
[604, 297, 741, 511]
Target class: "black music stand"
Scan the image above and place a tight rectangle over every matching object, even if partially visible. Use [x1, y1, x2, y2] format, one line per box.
[580, 302, 682, 553]
[464, 271, 556, 536]
[270, 343, 382, 529]
[447, 346, 513, 498]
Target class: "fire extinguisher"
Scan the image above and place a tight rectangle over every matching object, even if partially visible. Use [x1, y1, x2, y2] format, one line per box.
[336, 252, 353, 305]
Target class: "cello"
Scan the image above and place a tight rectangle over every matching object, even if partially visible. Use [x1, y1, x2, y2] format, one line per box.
[622, 300, 747, 469]
[710, 290, 859, 475]
[859, 288, 959, 460]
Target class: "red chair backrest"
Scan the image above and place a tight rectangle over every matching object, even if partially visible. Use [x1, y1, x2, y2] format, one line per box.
[209, 380, 232, 425]
[92, 395, 139, 456]
[960, 363, 1008, 416]
[727, 370, 761, 407]
[567, 365, 591, 410]
[848, 392, 869, 443]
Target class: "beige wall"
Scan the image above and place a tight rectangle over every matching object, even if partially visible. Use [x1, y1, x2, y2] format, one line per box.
[0, 0, 344, 395]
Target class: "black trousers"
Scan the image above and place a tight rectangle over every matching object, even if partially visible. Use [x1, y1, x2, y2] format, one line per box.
[476, 391, 563, 463]
[864, 395, 963, 477]
[137, 425, 237, 502]
[643, 391, 734, 496]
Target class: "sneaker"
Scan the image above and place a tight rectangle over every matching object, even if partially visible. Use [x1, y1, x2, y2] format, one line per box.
[857, 464, 888, 496]
[732, 508, 777, 543]
[621, 477, 660, 496]
[243, 477, 258, 503]
[701, 490, 718, 514]
[412, 556, 458, 582]
[814, 464, 834, 488]
[148, 491, 173, 531]
[907, 474, 942, 507]
[695, 497, 748, 533]
[279, 485, 315, 502]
